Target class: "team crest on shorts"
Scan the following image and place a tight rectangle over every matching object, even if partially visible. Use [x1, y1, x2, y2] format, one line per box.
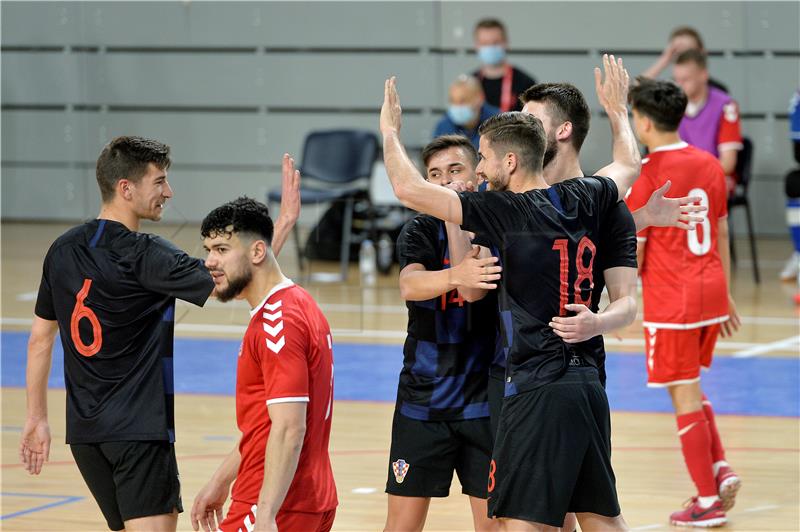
[392, 459, 410, 483]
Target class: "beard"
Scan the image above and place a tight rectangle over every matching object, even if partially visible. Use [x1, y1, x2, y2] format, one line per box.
[216, 265, 253, 302]
[542, 132, 558, 168]
[487, 162, 509, 192]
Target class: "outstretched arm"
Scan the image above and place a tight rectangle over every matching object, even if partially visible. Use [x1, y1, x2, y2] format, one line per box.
[549, 266, 637, 343]
[271, 154, 301, 257]
[20, 316, 58, 475]
[631, 180, 707, 231]
[593, 55, 641, 201]
[381, 77, 463, 224]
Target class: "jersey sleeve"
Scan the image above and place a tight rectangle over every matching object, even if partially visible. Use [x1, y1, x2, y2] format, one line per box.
[34, 253, 56, 321]
[579, 175, 621, 217]
[258, 309, 311, 405]
[458, 190, 527, 250]
[397, 217, 440, 270]
[599, 201, 638, 270]
[717, 100, 743, 153]
[136, 235, 215, 306]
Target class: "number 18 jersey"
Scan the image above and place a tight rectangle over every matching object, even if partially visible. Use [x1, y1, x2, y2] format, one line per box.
[625, 142, 729, 329]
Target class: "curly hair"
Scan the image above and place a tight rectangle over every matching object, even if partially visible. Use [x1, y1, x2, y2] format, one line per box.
[96, 136, 171, 202]
[201, 196, 274, 245]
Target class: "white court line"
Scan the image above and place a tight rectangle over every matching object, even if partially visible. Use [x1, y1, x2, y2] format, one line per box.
[742, 504, 780, 513]
[630, 525, 663, 531]
[351, 487, 377, 494]
[733, 335, 800, 358]
[15, 291, 38, 302]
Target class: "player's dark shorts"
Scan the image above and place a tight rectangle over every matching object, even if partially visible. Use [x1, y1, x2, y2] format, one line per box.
[385, 410, 493, 498]
[71, 440, 183, 531]
[487, 367, 620, 527]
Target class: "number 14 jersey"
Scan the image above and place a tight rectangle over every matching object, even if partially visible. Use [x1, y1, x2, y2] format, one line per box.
[625, 142, 729, 329]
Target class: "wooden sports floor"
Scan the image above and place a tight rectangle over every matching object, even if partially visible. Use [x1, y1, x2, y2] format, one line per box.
[2, 222, 798, 531]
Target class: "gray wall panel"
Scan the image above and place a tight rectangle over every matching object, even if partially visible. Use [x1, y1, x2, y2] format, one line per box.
[1, 167, 90, 220]
[742, 118, 793, 176]
[2, 112, 92, 162]
[1, 2, 85, 46]
[743, 1, 800, 50]
[1, 53, 86, 104]
[741, 58, 800, 114]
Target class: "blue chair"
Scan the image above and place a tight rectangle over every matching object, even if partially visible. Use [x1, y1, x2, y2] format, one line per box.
[268, 129, 379, 282]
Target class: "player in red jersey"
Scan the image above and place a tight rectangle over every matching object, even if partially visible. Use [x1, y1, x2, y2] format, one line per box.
[191, 197, 337, 532]
[626, 78, 741, 528]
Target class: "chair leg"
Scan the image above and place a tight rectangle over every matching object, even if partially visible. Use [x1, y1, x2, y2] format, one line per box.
[339, 196, 355, 282]
[744, 201, 760, 283]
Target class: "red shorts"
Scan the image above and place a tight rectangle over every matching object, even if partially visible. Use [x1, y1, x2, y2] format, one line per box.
[219, 500, 335, 532]
[644, 324, 720, 387]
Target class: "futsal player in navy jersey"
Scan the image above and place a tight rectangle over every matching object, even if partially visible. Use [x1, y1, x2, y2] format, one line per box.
[385, 134, 503, 532]
[381, 70, 637, 529]
[20, 137, 300, 532]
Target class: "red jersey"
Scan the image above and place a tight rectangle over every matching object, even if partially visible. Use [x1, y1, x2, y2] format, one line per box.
[231, 280, 337, 513]
[625, 142, 729, 329]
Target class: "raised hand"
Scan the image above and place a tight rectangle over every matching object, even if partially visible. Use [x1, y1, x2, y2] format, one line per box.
[594, 54, 630, 114]
[453, 246, 502, 290]
[645, 180, 708, 229]
[19, 417, 50, 475]
[550, 304, 602, 344]
[279, 153, 301, 225]
[380, 76, 402, 135]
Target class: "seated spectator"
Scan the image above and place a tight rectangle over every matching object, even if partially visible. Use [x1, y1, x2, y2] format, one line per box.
[642, 26, 728, 93]
[472, 18, 536, 112]
[673, 50, 742, 194]
[433, 75, 499, 149]
[780, 88, 800, 289]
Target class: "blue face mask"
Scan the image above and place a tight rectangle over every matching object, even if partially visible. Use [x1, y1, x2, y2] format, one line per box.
[448, 105, 477, 126]
[478, 45, 506, 66]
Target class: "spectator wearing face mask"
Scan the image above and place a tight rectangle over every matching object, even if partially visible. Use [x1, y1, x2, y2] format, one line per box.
[433, 75, 499, 149]
[472, 18, 536, 113]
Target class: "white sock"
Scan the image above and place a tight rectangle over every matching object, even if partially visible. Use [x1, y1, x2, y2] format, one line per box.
[713, 460, 729, 477]
[697, 495, 720, 508]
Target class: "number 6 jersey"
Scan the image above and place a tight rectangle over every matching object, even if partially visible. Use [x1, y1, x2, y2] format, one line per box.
[34, 219, 214, 444]
[625, 142, 729, 329]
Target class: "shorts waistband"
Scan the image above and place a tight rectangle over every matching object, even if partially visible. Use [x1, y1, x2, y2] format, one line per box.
[552, 367, 600, 385]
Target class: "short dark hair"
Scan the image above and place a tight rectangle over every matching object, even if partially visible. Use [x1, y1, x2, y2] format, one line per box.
[201, 197, 274, 245]
[478, 112, 545, 173]
[670, 26, 705, 51]
[422, 135, 479, 168]
[629, 77, 688, 132]
[675, 49, 707, 69]
[95, 136, 171, 202]
[519, 83, 591, 152]
[474, 18, 507, 40]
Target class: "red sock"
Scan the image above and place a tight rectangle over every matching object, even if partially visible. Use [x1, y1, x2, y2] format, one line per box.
[676, 410, 717, 497]
[702, 394, 726, 463]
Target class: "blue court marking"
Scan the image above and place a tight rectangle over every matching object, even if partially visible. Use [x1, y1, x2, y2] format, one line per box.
[2, 331, 798, 417]
[0, 492, 84, 520]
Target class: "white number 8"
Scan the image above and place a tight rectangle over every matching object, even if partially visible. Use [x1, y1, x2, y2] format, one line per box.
[687, 187, 711, 256]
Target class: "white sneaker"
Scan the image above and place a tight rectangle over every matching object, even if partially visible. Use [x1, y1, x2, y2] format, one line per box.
[780, 252, 800, 281]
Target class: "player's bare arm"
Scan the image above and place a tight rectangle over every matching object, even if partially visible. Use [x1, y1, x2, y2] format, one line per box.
[632, 180, 708, 231]
[549, 266, 637, 343]
[399, 249, 500, 302]
[19, 316, 58, 475]
[256, 401, 307, 531]
[717, 217, 741, 338]
[381, 77, 463, 224]
[270, 153, 301, 257]
[191, 443, 241, 532]
[593, 55, 641, 200]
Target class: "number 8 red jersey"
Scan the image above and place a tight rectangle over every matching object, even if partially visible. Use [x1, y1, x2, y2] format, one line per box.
[625, 142, 729, 329]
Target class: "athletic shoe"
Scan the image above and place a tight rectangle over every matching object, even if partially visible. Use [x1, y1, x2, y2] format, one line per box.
[779, 252, 800, 281]
[670, 497, 726, 528]
[717, 465, 741, 511]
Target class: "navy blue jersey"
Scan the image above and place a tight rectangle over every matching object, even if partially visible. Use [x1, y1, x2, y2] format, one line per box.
[459, 176, 634, 396]
[35, 219, 214, 444]
[395, 215, 500, 421]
